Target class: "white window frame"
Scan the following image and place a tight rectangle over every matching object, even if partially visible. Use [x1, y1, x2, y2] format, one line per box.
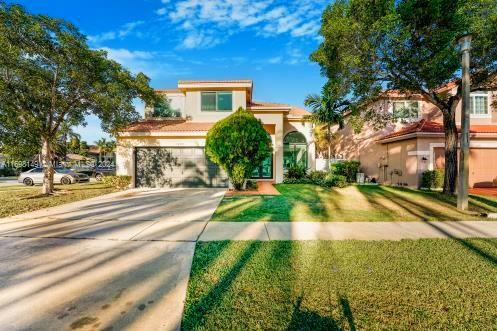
[469, 92, 490, 118]
[391, 100, 420, 121]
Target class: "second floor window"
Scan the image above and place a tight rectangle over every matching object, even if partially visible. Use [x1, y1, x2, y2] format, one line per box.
[470, 92, 488, 116]
[201, 92, 232, 111]
[392, 101, 419, 120]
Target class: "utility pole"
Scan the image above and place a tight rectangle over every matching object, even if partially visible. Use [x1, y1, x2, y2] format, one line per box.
[457, 33, 472, 210]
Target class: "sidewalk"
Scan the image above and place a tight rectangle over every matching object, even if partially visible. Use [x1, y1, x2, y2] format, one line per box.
[198, 221, 497, 241]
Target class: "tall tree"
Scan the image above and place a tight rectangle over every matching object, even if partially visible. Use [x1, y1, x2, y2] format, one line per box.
[311, 0, 497, 194]
[304, 84, 348, 160]
[95, 138, 108, 162]
[152, 96, 179, 118]
[0, 2, 158, 194]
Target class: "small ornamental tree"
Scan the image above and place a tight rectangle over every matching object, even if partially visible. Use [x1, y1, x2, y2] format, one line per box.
[205, 107, 272, 190]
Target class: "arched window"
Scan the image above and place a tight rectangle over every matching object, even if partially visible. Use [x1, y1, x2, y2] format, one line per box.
[284, 131, 307, 169]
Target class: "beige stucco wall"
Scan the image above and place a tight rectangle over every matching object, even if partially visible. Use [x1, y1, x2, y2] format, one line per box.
[116, 129, 284, 186]
[254, 113, 284, 183]
[184, 90, 247, 122]
[116, 137, 208, 186]
[284, 120, 315, 172]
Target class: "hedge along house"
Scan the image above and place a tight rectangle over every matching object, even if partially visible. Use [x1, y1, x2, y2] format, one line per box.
[116, 80, 314, 188]
[332, 78, 497, 188]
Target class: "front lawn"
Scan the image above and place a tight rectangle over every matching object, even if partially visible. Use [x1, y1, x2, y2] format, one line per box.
[0, 182, 118, 218]
[183, 240, 497, 330]
[211, 184, 497, 222]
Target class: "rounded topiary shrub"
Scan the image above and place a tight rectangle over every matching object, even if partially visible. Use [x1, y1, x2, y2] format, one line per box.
[205, 107, 272, 190]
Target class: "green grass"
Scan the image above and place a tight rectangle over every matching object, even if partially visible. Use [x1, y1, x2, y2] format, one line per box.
[0, 182, 118, 218]
[183, 240, 497, 330]
[211, 184, 497, 222]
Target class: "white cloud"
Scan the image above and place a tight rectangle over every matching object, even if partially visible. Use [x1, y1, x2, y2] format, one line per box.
[160, 0, 327, 49]
[179, 30, 223, 49]
[155, 7, 167, 16]
[88, 20, 145, 44]
[291, 21, 320, 37]
[100, 47, 191, 78]
[267, 56, 282, 64]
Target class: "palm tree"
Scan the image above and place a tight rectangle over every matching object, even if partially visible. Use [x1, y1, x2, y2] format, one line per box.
[304, 85, 349, 161]
[95, 138, 108, 162]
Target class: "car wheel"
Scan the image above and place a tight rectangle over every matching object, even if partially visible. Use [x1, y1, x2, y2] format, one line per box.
[23, 178, 34, 186]
[95, 174, 103, 181]
[61, 177, 71, 185]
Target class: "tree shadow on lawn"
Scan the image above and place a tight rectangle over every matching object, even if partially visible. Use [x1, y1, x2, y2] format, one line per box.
[357, 187, 497, 266]
[356, 185, 481, 221]
[182, 241, 357, 330]
[468, 194, 497, 212]
[284, 185, 336, 222]
[383, 186, 497, 214]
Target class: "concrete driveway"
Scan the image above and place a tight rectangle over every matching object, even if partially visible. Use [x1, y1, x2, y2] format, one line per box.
[0, 188, 225, 330]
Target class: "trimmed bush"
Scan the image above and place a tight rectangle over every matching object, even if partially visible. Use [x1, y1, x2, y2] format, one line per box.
[283, 171, 348, 188]
[421, 169, 444, 189]
[245, 179, 258, 190]
[205, 107, 272, 190]
[286, 164, 307, 180]
[282, 177, 314, 184]
[331, 160, 361, 183]
[102, 175, 131, 190]
[323, 174, 347, 188]
[308, 170, 327, 182]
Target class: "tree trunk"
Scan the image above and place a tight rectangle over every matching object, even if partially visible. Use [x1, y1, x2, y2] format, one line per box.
[41, 137, 54, 195]
[327, 124, 332, 161]
[442, 109, 458, 195]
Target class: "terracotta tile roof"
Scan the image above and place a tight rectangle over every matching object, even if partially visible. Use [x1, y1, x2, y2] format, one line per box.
[249, 100, 311, 116]
[249, 100, 289, 107]
[434, 80, 459, 93]
[124, 119, 214, 132]
[289, 106, 311, 116]
[178, 80, 252, 84]
[88, 145, 101, 154]
[155, 88, 183, 94]
[380, 119, 497, 140]
[381, 90, 424, 98]
[122, 119, 277, 134]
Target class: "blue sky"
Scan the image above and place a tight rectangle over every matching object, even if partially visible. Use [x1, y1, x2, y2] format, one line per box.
[16, 0, 327, 144]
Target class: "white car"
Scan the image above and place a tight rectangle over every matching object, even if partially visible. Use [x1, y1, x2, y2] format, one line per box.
[18, 168, 90, 186]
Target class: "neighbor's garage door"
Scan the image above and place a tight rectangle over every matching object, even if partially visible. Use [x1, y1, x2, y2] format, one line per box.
[470, 149, 497, 188]
[135, 147, 228, 188]
[434, 147, 497, 188]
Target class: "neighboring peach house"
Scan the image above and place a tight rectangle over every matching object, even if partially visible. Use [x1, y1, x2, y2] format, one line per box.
[333, 82, 497, 188]
[116, 80, 314, 188]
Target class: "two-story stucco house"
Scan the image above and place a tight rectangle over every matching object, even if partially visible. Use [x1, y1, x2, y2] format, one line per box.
[333, 79, 497, 188]
[116, 80, 314, 188]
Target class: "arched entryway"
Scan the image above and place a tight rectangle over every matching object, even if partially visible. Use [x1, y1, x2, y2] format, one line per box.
[284, 131, 307, 170]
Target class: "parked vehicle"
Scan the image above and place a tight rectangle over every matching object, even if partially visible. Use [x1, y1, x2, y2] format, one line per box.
[70, 165, 115, 181]
[93, 166, 116, 181]
[18, 167, 90, 186]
